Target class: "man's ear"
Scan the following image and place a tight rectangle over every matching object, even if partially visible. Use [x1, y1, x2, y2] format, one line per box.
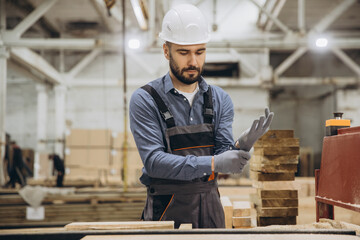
[163, 43, 170, 60]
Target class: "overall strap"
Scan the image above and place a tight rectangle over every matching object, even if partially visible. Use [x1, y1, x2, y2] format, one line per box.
[141, 85, 176, 128]
[203, 86, 214, 124]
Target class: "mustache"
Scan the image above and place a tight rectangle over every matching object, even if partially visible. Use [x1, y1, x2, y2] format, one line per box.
[181, 66, 200, 74]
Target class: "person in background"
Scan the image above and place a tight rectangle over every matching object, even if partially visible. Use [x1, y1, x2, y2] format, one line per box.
[5, 141, 30, 188]
[130, 4, 274, 228]
[49, 154, 65, 187]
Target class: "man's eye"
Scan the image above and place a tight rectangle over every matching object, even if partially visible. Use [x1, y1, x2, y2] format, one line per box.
[179, 52, 187, 55]
[197, 51, 204, 55]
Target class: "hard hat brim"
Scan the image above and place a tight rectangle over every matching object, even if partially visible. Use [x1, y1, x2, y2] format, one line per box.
[159, 34, 210, 45]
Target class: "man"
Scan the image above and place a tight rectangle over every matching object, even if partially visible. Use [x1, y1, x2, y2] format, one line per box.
[130, 4, 274, 228]
[49, 154, 65, 187]
[5, 141, 30, 188]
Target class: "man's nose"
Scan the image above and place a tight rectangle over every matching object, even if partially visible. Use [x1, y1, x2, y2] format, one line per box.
[188, 54, 198, 67]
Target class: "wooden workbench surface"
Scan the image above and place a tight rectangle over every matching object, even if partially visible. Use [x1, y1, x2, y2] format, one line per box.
[81, 234, 360, 240]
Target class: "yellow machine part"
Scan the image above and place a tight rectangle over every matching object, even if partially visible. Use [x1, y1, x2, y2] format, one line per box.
[325, 119, 351, 127]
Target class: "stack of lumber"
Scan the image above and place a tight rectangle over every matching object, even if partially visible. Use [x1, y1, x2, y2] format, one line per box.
[232, 201, 252, 228]
[0, 187, 146, 227]
[250, 130, 299, 226]
[221, 196, 253, 228]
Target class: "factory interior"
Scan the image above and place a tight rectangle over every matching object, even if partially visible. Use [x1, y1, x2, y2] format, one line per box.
[0, 0, 360, 239]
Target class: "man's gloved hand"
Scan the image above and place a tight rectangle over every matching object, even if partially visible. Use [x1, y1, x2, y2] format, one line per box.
[236, 107, 274, 152]
[214, 150, 251, 174]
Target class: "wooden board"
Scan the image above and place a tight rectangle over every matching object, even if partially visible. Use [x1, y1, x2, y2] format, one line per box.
[254, 147, 300, 156]
[257, 190, 298, 199]
[252, 181, 299, 190]
[232, 216, 251, 227]
[251, 155, 299, 164]
[256, 207, 298, 217]
[250, 171, 295, 181]
[250, 163, 298, 173]
[233, 201, 251, 217]
[81, 234, 360, 240]
[257, 216, 297, 226]
[259, 130, 294, 139]
[257, 198, 298, 208]
[65, 221, 174, 230]
[254, 138, 299, 147]
[220, 196, 233, 229]
[178, 224, 192, 229]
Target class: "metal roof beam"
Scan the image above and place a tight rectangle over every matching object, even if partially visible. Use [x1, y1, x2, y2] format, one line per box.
[331, 47, 360, 77]
[10, 47, 62, 85]
[312, 0, 356, 33]
[249, 0, 292, 34]
[66, 49, 102, 80]
[11, 0, 57, 38]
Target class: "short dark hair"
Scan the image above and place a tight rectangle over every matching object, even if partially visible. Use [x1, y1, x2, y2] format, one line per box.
[165, 41, 172, 50]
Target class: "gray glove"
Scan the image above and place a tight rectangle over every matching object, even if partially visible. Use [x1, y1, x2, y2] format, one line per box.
[214, 150, 251, 174]
[236, 107, 274, 152]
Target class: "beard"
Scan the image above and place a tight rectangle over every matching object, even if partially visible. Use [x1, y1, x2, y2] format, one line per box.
[169, 54, 203, 85]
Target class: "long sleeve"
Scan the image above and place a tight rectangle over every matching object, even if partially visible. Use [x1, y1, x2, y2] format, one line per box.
[213, 86, 235, 155]
[129, 88, 212, 182]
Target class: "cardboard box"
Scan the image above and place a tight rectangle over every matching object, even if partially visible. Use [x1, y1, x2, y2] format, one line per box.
[65, 167, 100, 180]
[65, 129, 89, 147]
[66, 148, 111, 169]
[65, 148, 88, 166]
[89, 129, 112, 147]
[110, 149, 143, 185]
[38, 153, 51, 179]
[111, 132, 137, 149]
[88, 148, 111, 168]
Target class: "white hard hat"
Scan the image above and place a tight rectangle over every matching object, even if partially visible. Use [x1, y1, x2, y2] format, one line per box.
[159, 4, 210, 45]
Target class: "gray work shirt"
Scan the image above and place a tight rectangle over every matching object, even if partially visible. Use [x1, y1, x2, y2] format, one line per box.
[129, 72, 235, 185]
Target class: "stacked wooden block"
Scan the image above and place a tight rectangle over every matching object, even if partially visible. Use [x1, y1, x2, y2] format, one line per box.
[250, 130, 299, 226]
[232, 201, 252, 228]
[221, 197, 252, 228]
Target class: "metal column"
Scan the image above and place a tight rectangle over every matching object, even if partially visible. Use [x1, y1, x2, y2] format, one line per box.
[0, 46, 8, 186]
[54, 85, 66, 158]
[34, 84, 49, 179]
[0, 0, 8, 185]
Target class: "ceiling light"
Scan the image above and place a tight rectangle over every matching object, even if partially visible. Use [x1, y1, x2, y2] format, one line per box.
[315, 38, 328, 48]
[128, 39, 140, 49]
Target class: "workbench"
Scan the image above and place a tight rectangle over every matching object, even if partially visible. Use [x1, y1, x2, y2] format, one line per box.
[0, 228, 358, 240]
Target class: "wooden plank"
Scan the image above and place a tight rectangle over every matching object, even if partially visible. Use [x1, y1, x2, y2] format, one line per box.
[233, 201, 251, 217]
[254, 138, 299, 147]
[251, 193, 298, 208]
[81, 234, 360, 240]
[256, 206, 298, 217]
[258, 189, 298, 199]
[250, 155, 299, 164]
[259, 199, 298, 208]
[250, 163, 298, 173]
[65, 221, 174, 230]
[220, 196, 233, 229]
[250, 171, 295, 181]
[252, 180, 299, 190]
[257, 216, 296, 226]
[232, 216, 251, 228]
[259, 130, 294, 139]
[178, 224, 192, 229]
[254, 147, 300, 156]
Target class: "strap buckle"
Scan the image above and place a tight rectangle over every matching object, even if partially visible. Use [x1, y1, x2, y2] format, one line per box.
[203, 108, 213, 116]
[161, 111, 173, 121]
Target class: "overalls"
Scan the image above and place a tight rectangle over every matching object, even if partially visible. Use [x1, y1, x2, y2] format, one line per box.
[140, 84, 225, 229]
